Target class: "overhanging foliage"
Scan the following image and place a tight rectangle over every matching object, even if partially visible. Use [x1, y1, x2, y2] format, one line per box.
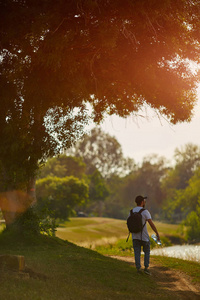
[0, 0, 200, 191]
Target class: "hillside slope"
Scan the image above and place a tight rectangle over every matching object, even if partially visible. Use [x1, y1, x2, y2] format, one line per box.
[0, 231, 198, 300]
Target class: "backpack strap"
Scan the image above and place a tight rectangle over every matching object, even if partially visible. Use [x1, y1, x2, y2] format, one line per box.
[126, 232, 130, 242]
[139, 208, 146, 240]
[126, 209, 133, 242]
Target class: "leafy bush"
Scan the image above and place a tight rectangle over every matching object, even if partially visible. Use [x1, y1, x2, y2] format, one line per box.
[184, 203, 200, 243]
[7, 203, 57, 237]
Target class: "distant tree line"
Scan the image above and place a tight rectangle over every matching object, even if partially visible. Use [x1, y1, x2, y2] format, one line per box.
[36, 128, 200, 242]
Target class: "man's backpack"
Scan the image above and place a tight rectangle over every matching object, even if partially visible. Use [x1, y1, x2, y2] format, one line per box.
[126, 208, 146, 242]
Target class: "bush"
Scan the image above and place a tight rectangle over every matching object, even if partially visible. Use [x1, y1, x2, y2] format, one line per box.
[7, 204, 57, 237]
[184, 204, 200, 243]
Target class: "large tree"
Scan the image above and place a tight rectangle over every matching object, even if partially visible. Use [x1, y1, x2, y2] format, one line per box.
[104, 154, 168, 219]
[1, 0, 200, 225]
[69, 127, 136, 178]
[121, 154, 168, 217]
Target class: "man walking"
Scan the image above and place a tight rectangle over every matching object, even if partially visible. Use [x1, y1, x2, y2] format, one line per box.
[131, 195, 160, 275]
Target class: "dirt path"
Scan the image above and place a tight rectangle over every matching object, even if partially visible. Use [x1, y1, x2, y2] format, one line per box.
[110, 256, 200, 300]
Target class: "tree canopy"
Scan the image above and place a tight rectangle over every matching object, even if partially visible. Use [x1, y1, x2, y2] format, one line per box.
[119, 154, 167, 217]
[68, 127, 135, 177]
[38, 155, 86, 179]
[36, 176, 89, 219]
[1, 0, 200, 194]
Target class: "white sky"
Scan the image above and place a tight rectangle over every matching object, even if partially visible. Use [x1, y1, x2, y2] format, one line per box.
[98, 85, 200, 165]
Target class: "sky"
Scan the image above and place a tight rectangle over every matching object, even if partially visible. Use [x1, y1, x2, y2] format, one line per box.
[97, 85, 200, 165]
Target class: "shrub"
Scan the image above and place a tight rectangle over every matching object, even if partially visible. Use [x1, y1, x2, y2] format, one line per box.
[7, 203, 57, 237]
[184, 203, 200, 243]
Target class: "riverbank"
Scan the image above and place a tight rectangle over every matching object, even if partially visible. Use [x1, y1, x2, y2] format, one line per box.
[56, 217, 200, 262]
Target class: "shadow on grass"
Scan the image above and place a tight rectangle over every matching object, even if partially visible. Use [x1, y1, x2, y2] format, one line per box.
[114, 255, 200, 300]
[151, 265, 200, 300]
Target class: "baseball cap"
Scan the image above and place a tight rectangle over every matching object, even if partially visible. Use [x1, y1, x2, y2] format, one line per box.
[135, 195, 147, 205]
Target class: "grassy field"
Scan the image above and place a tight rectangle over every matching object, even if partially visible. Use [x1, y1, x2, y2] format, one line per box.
[0, 229, 199, 300]
[0, 231, 174, 300]
[56, 217, 184, 249]
[0, 217, 199, 299]
[56, 217, 128, 248]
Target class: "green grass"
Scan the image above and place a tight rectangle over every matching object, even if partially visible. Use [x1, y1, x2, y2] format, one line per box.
[0, 223, 5, 232]
[151, 256, 200, 284]
[56, 218, 128, 248]
[55, 217, 200, 285]
[95, 240, 200, 285]
[0, 218, 199, 299]
[94, 237, 168, 256]
[56, 217, 184, 248]
[0, 231, 180, 300]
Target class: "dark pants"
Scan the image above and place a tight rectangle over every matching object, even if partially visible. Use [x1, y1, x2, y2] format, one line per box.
[132, 239, 150, 270]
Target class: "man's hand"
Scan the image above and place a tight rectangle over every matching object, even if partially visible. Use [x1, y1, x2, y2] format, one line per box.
[156, 234, 160, 241]
[147, 219, 160, 241]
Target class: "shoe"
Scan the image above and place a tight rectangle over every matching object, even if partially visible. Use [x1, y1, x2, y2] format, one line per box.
[137, 268, 143, 274]
[144, 268, 151, 275]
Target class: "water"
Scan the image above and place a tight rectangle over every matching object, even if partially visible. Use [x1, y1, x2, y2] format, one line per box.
[151, 245, 200, 262]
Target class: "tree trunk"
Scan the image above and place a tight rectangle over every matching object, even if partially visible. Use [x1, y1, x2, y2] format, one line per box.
[27, 177, 37, 203]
